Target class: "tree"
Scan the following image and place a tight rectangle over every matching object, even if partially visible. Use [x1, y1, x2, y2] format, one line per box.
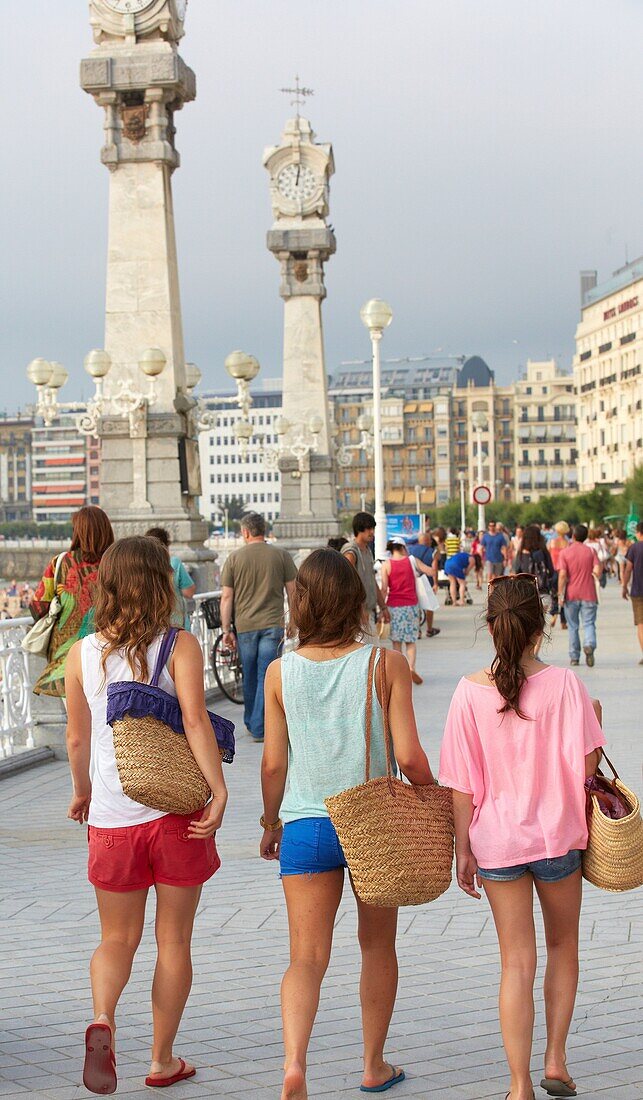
[621, 465, 643, 516]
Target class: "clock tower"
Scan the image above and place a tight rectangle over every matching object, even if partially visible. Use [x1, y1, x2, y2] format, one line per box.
[80, 1, 214, 584]
[264, 106, 340, 542]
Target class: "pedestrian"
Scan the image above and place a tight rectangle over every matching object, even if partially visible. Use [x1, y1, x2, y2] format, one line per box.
[548, 522, 570, 629]
[444, 549, 475, 606]
[513, 524, 555, 592]
[146, 527, 196, 630]
[220, 512, 297, 743]
[380, 537, 433, 684]
[439, 574, 605, 1100]
[408, 533, 440, 636]
[64, 535, 228, 1094]
[614, 529, 630, 583]
[259, 548, 436, 1100]
[31, 506, 114, 700]
[481, 520, 508, 579]
[586, 527, 610, 589]
[621, 520, 643, 665]
[445, 527, 462, 557]
[341, 512, 391, 630]
[471, 530, 485, 589]
[327, 536, 348, 552]
[557, 525, 602, 667]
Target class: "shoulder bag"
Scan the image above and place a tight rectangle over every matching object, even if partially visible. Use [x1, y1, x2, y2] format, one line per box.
[21, 552, 67, 658]
[107, 628, 235, 816]
[325, 648, 454, 907]
[582, 750, 643, 892]
[409, 555, 440, 613]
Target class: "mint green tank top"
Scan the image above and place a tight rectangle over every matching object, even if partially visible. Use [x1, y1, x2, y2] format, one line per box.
[279, 646, 389, 823]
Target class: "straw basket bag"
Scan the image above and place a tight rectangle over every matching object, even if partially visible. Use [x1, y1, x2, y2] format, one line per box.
[325, 648, 454, 907]
[582, 751, 643, 892]
[106, 628, 235, 816]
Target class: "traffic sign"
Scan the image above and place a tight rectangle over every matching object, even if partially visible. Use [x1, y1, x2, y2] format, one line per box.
[472, 485, 492, 506]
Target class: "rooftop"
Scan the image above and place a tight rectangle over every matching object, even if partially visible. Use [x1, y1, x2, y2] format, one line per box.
[582, 255, 643, 307]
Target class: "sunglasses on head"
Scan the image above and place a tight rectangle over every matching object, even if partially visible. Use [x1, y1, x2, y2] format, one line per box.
[488, 572, 539, 595]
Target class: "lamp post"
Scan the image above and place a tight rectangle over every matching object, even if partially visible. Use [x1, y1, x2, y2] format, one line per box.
[414, 483, 423, 521]
[471, 410, 489, 530]
[458, 471, 467, 535]
[360, 298, 393, 560]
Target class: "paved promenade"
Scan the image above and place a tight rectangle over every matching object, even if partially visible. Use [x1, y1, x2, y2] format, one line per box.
[0, 583, 641, 1099]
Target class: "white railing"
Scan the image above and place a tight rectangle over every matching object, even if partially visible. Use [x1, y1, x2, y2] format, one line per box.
[0, 618, 35, 757]
[190, 590, 222, 695]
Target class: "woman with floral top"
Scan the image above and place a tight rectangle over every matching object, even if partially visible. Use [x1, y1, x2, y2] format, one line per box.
[31, 506, 114, 699]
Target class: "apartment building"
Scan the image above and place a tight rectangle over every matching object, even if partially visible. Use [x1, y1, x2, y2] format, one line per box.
[31, 413, 99, 522]
[0, 415, 33, 522]
[574, 257, 643, 490]
[198, 383, 283, 525]
[329, 360, 459, 513]
[514, 359, 578, 502]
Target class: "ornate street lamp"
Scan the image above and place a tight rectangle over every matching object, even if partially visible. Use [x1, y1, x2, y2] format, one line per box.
[360, 298, 393, 559]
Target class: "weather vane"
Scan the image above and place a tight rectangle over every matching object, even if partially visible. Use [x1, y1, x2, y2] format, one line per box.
[279, 75, 314, 119]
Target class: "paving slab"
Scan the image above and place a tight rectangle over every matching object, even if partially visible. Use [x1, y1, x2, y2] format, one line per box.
[0, 583, 640, 1098]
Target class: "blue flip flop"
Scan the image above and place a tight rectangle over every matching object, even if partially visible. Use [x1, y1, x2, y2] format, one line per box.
[360, 1068, 405, 1093]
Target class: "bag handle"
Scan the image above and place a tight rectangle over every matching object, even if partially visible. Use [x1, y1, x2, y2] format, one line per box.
[364, 647, 395, 787]
[151, 627, 180, 686]
[595, 748, 620, 781]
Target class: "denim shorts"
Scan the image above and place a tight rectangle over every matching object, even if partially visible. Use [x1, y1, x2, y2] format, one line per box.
[280, 817, 348, 877]
[478, 849, 582, 883]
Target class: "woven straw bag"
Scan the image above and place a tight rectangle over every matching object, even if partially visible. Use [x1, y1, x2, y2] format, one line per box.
[582, 751, 643, 892]
[325, 648, 454, 907]
[107, 629, 235, 816]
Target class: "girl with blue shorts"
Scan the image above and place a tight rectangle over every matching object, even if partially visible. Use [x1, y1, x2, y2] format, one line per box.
[260, 548, 436, 1099]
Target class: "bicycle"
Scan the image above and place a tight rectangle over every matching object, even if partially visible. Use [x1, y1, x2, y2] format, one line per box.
[201, 596, 244, 706]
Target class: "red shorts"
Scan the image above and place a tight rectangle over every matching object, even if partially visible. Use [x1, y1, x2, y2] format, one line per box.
[88, 811, 220, 892]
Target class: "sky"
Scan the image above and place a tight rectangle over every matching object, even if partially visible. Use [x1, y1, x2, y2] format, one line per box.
[2, 0, 643, 412]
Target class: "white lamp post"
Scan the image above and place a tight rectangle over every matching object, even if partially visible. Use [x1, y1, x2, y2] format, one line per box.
[458, 471, 467, 535]
[360, 298, 393, 559]
[471, 410, 489, 530]
[414, 483, 423, 520]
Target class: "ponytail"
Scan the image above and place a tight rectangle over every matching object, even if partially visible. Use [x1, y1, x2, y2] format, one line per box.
[486, 577, 545, 718]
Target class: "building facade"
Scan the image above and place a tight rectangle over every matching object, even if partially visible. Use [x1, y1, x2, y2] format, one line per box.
[513, 359, 577, 502]
[451, 357, 515, 506]
[31, 414, 100, 523]
[574, 257, 643, 490]
[0, 415, 33, 523]
[198, 385, 283, 526]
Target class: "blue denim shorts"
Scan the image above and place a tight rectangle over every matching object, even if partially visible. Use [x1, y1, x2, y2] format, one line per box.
[478, 849, 582, 883]
[280, 817, 348, 877]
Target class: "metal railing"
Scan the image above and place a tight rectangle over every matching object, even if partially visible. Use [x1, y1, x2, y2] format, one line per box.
[189, 590, 223, 695]
[0, 617, 35, 757]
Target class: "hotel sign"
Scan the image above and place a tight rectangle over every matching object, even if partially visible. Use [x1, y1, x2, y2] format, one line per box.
[603, 296, 638, 321]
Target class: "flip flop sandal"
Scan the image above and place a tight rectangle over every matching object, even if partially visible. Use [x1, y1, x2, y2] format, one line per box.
[360, 1067, 405, 1093]
[83, 1023, 117, 1095]
[540, 1078, 577, 1097]
[145, 1058, 197, 1088]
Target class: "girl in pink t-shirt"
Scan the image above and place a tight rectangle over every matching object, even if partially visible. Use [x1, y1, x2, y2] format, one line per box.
[439, 575, 605, 1100]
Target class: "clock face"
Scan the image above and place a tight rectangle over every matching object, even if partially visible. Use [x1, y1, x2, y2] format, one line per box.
[277, 164, 319, 203]
[103, 0, 155, 13]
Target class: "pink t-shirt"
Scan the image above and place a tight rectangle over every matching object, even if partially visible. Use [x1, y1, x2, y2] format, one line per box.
[439, 665, 605, 868]
[559, 541, 598, 602]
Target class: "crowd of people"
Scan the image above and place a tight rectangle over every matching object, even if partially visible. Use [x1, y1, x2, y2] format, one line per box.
[18, 504, 641, 1099]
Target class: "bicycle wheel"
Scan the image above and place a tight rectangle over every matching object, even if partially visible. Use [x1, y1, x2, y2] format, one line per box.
[212, 632, 244, 705]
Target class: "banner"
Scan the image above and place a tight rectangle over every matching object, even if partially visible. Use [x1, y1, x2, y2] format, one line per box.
[386, 514, 422, 541]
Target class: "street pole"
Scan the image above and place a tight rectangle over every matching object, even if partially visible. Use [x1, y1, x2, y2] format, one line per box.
[360, 492, 366, 512]
[371, 330, 387, 560]
[458, 473, 466, 534]
[414, 483, 422, 521]
[476, 428, 485, 531]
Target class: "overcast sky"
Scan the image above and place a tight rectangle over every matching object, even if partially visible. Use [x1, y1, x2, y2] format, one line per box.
[2, 0, 642, 411]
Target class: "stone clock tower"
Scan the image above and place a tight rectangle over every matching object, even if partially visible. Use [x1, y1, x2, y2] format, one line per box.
[264, 110, 340, 542]
[80, 1, 214, 585]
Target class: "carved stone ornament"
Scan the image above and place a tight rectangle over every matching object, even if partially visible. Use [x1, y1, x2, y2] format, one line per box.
[293, 261, 309, 283]
[89, 1, 187, 46]
[122, 104, 148, 143]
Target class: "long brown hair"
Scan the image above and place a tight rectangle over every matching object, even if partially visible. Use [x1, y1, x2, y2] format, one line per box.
[289, 547, 365, 648]
[93, 536, 175, 681]
[70, 506, 114, 563]
[486, 576, 545, 718]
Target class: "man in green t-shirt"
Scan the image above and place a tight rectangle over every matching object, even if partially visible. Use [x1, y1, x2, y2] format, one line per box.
[220, 513, 297, 742]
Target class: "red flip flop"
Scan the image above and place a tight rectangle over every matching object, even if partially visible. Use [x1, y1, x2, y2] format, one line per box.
[83, 1022, 117, 1095]
[145, 1058, 196, 1088]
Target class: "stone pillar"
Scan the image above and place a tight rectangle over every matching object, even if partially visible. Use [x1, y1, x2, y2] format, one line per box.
[80, 13, 214, 588]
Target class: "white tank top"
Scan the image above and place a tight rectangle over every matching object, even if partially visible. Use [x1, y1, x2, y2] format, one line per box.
[82, 633, 178, 828]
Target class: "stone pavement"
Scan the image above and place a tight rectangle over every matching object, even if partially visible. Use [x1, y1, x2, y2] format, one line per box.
[0, 582, 641, 1100]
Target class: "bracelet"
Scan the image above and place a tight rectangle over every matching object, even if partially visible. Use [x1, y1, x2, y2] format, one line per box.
[260, 814, 283, 831]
